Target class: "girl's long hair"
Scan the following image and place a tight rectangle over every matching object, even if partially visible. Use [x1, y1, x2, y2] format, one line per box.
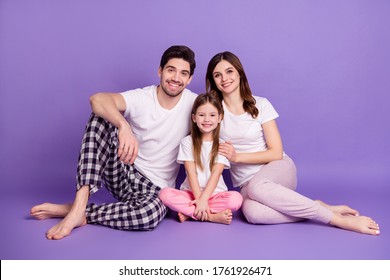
[191, 93, 223, 171]
[206, 51, 259, 118]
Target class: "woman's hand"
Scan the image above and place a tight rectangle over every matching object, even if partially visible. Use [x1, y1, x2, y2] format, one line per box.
[219, 141, 238, 162]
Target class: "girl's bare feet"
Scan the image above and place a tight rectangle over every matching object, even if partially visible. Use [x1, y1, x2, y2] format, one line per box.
[330, 213, 380, 235]
[178, 212, 190, 223]
[208, 209, 233, 225]
[316, 200, 359, 216]
[30, 203, 72, 220]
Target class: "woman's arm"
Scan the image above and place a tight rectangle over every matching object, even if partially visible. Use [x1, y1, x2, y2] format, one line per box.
[219, 120, 284, 164]
[90, 93, 138, 164]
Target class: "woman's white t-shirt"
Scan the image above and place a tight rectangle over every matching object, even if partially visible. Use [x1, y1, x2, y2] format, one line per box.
[178, 135, 230, 193]
[220, 96, 280, 187]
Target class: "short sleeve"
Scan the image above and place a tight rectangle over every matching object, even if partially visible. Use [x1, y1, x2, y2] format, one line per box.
[259, 97, 279, 124]
[120, 88, 146, 118]
[177, 136, 194, 164]
[216, 154, 230, 169]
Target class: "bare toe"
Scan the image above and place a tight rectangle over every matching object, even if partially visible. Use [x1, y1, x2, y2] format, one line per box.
[178, 212, 190, 223]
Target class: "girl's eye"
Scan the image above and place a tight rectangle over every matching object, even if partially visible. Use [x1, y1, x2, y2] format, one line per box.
[213, 74, 220, 78]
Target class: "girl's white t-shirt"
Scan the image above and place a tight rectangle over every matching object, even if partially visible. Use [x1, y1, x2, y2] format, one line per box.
[121, 85, 197, 188]
[220, 96, 280, 187]
[178, 135, 230, 193]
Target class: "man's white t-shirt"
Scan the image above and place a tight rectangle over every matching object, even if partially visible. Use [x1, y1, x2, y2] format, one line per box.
[220, 96, 280, 187]
[178, 135, 230, 193]
[120, 85, 197, 188]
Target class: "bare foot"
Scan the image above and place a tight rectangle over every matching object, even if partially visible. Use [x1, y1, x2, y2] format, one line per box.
[30, 203, 72, 220]
[316, 200, 359, 216]
[208, 209, 233, 225]
[46, 208, 87, 240]
[330, 213, 380, 235]
[178, 212, 190, 223]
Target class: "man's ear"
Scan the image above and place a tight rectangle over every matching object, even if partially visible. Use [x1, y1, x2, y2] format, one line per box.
[158, 67, 162, 78]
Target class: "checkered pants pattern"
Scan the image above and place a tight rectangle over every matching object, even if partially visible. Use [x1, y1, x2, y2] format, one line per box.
[76, 113, 168, 230]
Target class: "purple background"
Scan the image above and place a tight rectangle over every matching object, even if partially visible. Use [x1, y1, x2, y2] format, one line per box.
[0, 1, 389, 260]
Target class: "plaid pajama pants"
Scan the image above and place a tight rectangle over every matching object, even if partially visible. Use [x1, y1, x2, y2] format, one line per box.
[76, 113, 168, 230]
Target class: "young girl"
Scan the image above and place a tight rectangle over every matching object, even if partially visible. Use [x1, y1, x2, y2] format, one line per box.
[205, 51, 380, 235]
[159, 93, 242, 224]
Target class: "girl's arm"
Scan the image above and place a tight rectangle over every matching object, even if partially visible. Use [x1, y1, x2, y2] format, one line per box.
[184, 161, 207, 220]
[199, 163, 225, 202]
[219, 120, 284, 164]
[192, 163, 225, 220]
[184, 161, 202, 199]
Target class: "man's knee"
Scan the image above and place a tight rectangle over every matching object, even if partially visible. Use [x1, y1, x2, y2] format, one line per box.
[141, 200, 167, 230]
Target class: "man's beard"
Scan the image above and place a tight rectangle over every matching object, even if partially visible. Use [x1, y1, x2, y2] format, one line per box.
[160, 82, 184, 98]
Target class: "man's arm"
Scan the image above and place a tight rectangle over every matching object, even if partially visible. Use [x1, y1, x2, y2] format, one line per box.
[90, 93, 138, 164]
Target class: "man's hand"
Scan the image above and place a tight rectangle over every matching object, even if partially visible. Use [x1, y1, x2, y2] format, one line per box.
[117, 124, 138, 164]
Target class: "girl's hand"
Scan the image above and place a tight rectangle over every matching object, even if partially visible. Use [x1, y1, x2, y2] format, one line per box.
[190, 198, 209, 221]
[219, 141, 237, 162]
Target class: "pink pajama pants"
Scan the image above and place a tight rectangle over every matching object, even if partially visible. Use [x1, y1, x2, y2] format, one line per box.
[241, 156, 333, 224]
[159, 188, 243, 220]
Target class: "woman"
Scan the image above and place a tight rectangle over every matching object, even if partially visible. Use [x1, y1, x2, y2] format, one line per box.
[205, 51, 380, 235]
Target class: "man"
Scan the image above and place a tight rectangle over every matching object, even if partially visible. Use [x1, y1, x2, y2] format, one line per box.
[30, 45, 197, 240]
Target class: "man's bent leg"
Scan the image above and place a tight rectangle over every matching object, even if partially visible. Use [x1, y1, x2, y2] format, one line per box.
[87, 166, 168, 230]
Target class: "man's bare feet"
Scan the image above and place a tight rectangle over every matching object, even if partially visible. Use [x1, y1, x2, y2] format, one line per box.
[330, 213, 380, 235]
[208, 209, 233, 225]
[46, 208, 87, 240]
[316, 200, 359, 216]
[30, 203, 72, 220]
[178, 212, 190, 223]
[32, 185, 90, 240]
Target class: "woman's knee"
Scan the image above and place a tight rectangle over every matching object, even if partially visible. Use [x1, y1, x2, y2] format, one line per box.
[241, 199, 259, 224]
[246, 179, 273, 199]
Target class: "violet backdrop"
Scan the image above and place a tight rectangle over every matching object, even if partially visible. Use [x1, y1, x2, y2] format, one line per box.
[0, 0, 389, 260]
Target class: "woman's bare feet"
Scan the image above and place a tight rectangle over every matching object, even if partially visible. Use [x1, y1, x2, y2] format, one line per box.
[178, 212, 190, 223]
[208, 209, 233, 225]
[316, 200, 359, 216]
[330, 213, 380, 235]
[30, 203, 72, 220]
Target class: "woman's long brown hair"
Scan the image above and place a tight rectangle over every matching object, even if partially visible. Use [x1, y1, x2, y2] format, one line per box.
[191, 93, 223, 171]
[206, 51, 259, 118]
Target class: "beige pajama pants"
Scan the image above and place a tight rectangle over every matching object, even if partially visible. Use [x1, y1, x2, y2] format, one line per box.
[241, 156, 333, 224]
